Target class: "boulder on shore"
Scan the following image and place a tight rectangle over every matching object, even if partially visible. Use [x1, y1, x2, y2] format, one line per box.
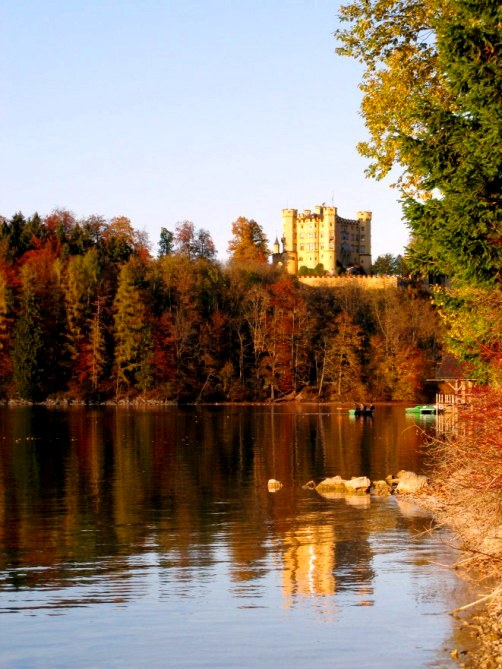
[372, 480, 392, 496]
[315, 475, 370, 496]
[394, 470, 428, 494]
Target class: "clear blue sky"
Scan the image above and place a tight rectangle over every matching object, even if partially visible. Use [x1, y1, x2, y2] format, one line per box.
[1, 0, 409, 260]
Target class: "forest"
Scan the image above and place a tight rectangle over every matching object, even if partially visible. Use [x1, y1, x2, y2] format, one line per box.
[0, 211, 442, 404]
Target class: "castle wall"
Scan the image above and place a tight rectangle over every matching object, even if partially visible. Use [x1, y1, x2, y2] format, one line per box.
[298, 275, 398, 289]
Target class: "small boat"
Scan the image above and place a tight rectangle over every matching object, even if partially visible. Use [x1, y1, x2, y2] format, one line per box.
[405, 404, 442, 415]
[349, 407, 375, 417]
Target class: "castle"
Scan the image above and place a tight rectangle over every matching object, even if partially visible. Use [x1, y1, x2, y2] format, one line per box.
[274, 205, 372, 275]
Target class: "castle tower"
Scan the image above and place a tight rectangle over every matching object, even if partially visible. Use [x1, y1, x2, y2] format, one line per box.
[318, 206, 336, 273]
[282, 209, 298, 274]
[356, 211, 372, 273]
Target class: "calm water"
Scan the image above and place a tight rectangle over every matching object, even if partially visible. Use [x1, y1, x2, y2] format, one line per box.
[0, 405, 471, 668]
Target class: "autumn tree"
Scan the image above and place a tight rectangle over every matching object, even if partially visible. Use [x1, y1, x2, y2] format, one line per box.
[86, 298, 108, 393]
[335, 0, 446, 193]
[113, 258, 154, 395]
[174, 221, 216, 260]
[63, 249, 111, 397]
[64, 249, 101, 349]
[227, 217, 269, 264]
[317, 312, 365, 398]
[102, 216, 150, 263]
[366, 286, 440, 399]
[259, 275, 298, 400]
[13, 248, 69, 399]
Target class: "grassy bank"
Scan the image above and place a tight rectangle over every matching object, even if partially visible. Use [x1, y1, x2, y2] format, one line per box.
[414, 388, 502, 668]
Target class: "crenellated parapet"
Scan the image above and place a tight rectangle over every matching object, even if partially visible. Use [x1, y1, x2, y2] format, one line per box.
[298, 275, 397, 289]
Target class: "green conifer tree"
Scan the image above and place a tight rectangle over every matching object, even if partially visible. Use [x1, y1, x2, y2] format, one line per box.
[13, 291, 46, 400]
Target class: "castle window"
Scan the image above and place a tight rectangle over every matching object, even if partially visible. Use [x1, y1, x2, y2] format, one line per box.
[360, 246, 365, 253]
[300, 245, 304, 251]
[321, 245, 324, 250]
[300, 233, 304, 239]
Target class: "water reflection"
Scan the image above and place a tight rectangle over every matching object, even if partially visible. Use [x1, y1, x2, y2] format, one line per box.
[0, 405, 469, 667]
[0, 406, 432, 601]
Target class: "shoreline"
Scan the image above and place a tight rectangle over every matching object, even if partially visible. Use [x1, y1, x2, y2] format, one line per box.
[410, 488, 502, 669]
[0, 396, 411, 408]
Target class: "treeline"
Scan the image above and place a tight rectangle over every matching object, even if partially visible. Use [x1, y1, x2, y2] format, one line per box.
[0, 211, 442, 403]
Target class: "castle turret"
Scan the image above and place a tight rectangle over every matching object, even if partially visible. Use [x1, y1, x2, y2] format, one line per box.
[282, 208, 298, 274]
[356, 211, 372, 273]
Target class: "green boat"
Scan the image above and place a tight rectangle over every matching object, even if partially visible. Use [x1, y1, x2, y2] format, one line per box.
[405, 405, 441, 415]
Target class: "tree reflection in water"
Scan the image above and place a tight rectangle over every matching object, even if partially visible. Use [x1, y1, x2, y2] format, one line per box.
[0, 405, 470, 669]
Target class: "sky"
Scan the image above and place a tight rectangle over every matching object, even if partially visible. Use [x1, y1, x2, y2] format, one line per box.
[1, 0, 409, 261]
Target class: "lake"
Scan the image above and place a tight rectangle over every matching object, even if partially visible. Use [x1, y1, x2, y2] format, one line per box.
[0, 404, 472, 668]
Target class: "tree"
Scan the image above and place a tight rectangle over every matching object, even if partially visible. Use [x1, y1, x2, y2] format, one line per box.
[158, 227, 174, 257]
[64, 249, 101, 348]
[336, 0, 502, 385]
[102, 216, 150, 262]
[113, 259, 153, 394]
[401, 0, 501, 286]
[335, 0, 446, 193]
[174, 221, 196, 258]
[0, 270, 13, 390]
[173, 221, 216, 260]
[372, 254, 408, 276]
[14, 248, 69, 397]
[86, 298, 107, 393]
[317, 312, 364, 398]
[194, 228, 216, 260]
[13, 291, 46, 400]
[337, 0, 501, 285]
[227, 217, 269, 264]
[366, 286, 440, 399]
